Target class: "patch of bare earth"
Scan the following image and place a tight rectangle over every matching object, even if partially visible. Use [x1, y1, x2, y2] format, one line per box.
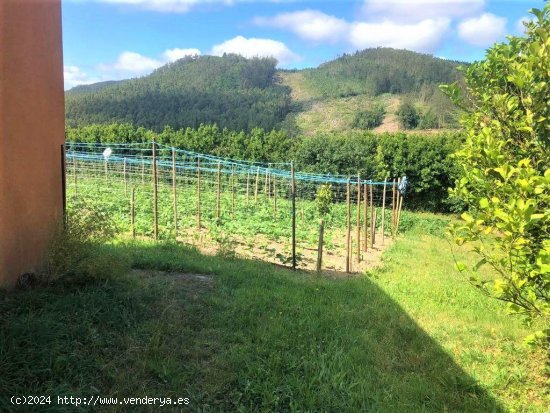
[173, 226, 393, 277]
[374, 96, 401, 133]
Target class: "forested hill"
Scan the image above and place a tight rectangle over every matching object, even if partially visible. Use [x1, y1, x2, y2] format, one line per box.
[65, 55, 292, 132]
[299, 48, 464, 98]
[66, 48, 464, 133]
[66, 80, 125, 95]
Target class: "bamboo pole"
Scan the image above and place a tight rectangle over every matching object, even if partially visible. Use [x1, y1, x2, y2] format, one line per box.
[172, 148, 178, 234]
[131, 187, 135, 239]
[152, 142, 158, 240]
[356, 174, 361, 263]
[216, 161, 221, 220]
[381, 179, 387, 245]
[346, 177, 351, 273]
[291, 161, 296, 271]
[141, 159, 145, 185]
[363, 182, 368, 252]
[369, 183, 374, 248]
[197, 157, 202, 229]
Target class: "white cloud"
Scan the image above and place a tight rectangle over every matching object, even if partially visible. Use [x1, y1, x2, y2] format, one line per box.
[163, 48, 201, 61]
[64, 65, 102, 89]
[349, 18, 451, 52]
[361, 0, 485, 23]
[253, 10, 349, 43]
[95, 47, 202, 80]
[107, 51, 164, 73]
[94, 0, 235, 13]
[211, 36, 300, 65]
[457, 13, 507, 47]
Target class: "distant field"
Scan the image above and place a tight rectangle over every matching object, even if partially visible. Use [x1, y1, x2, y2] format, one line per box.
[1, 214, 547, 412]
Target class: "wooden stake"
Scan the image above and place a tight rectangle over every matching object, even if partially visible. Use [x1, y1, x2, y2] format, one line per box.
[123, 157, 128, 197]
[197, 157, 201, 229]
[246, 172, 250, 205]
[356, 174, 361, 263]
[131, 186, 135, 239]
[255, 166, 260, 203]
[363, 182, 368, 252]
[391, 178, 396, 233]
[373, 208, 377, 244]
[273, 174, 277, 215]
[141, 159, 145, 185]
[291, 161, 296, 271]
[316, 218, 324, 273]
[369, 183, 374, 248]
[346, 177, 351, 273]
[72, 154, 77, 197]
[152, 142, 158, 240]
[172, 149, 178, 234]
[381, 179, 387, 245]
[231, 165, 235, 219]
[216, 161, 221, 220]
[396, 188, 404, 235]
[264, 167, 269, 197]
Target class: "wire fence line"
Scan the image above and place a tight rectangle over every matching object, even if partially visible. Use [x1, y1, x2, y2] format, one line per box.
[64, 141, 406, 273]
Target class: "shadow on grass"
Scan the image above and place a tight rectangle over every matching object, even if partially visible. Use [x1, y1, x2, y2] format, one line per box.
[0, 241, 504, 412]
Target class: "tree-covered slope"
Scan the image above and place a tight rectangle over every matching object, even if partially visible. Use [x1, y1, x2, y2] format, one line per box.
[65, 49, 464, 134]
[65, 55, 292, 132]
[301, 48, 464, 98]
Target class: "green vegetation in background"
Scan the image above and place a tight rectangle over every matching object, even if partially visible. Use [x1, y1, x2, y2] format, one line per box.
[67, 124, 464, 212]
[65, 55, 292, 132]
[351, 103, 386, 130]
[1, 215, 547, 412]
[443, 5, 550, 344]
[66, 48, 463, 134]
[300, 48, 463, 98]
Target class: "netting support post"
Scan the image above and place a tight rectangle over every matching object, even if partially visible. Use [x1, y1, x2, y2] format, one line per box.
[346, 177, 351, 273]
[369, 183, 374, 249]
[152, 141, 158, 240]
[356, 174, 361, 263]
[381, 178, 387, 245]
[172, 148, 178, 236]
[131, 186, 135, 239]
[291, 161, 296, 271]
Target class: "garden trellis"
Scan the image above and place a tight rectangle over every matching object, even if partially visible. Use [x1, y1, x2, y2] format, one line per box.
[65, 141, 405, 273]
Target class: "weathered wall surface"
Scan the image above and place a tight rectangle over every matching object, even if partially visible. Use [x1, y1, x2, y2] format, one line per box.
[0, 0, 65, 286]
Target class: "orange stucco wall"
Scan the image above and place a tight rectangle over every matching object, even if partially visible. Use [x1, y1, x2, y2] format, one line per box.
[0, 0, 65, 286]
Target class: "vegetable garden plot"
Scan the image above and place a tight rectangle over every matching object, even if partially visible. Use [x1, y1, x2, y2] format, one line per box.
[65, 142, 404, 273]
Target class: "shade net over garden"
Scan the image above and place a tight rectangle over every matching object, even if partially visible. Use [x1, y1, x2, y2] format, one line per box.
[65, 142, 404, 273]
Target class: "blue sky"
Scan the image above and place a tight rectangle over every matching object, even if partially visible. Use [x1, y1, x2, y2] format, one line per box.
[62, 0, 545, 89]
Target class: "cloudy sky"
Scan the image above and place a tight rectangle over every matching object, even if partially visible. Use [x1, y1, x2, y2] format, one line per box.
[63, 0, 543, 89]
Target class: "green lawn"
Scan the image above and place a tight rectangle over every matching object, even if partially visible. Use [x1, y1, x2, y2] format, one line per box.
[0, 219, 547, 412]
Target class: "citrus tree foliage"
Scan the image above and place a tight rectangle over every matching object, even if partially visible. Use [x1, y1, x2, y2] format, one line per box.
[443, 5, 549, 342]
